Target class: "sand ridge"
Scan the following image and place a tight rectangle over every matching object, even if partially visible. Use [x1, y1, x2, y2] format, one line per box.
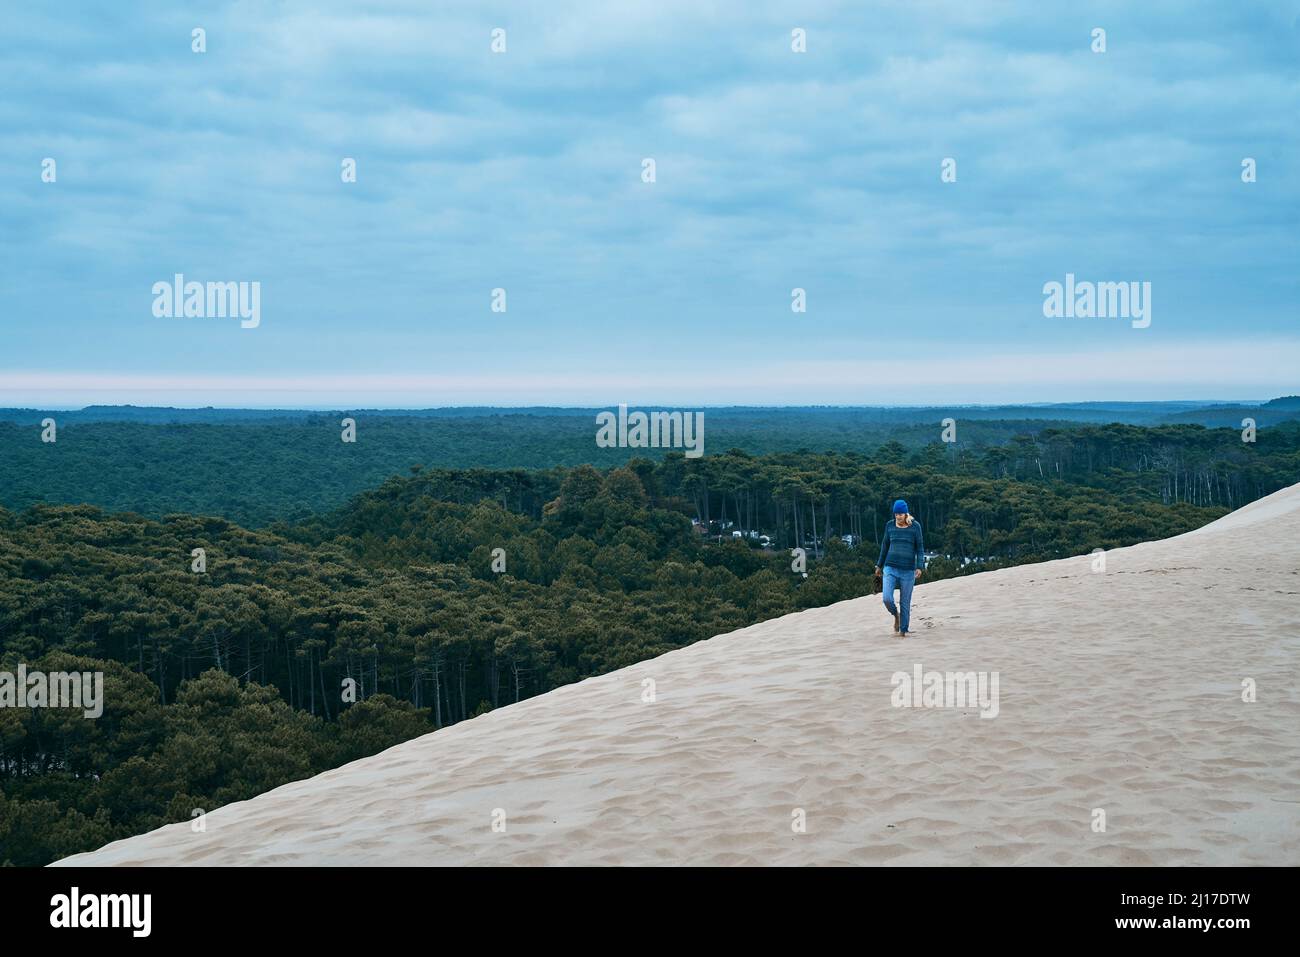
[55, 484, 1300, 866]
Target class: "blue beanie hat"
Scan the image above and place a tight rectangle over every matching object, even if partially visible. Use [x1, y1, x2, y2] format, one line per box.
[893, 499, 908, 514]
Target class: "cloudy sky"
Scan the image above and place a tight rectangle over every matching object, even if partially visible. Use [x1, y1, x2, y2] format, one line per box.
[2, 0, 1296, 407]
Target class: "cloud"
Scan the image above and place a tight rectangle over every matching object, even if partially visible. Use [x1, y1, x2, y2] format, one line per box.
[1, 0, 1295, 404]
[7, 338, 1297, 406]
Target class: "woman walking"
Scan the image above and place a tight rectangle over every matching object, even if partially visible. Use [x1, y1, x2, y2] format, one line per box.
[875, 499, 925, 637]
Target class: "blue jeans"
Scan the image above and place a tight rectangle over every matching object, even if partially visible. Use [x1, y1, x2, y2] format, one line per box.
[882, 566, 915, 633]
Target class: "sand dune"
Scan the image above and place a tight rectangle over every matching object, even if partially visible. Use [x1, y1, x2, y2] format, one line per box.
[56, 484, 1300, 866]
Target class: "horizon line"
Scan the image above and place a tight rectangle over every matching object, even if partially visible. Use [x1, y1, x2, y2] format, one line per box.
[0, 397, 1284, 414]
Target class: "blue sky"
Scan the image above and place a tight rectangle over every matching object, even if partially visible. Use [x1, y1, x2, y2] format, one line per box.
[2, 0, 1297, 406]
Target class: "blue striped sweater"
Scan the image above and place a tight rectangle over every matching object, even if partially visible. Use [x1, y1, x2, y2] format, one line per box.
[878, 519, 925, 571]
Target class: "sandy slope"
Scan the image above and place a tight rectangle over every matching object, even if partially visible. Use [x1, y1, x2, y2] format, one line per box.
[56, 485, 1300, 866]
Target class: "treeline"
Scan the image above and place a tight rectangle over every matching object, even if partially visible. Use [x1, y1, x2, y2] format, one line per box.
[3, 410, 1294, 526]
[3, 436, 1283, 864]
[292, 420, 1299, 560]
[970, 422, 1300, 508]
